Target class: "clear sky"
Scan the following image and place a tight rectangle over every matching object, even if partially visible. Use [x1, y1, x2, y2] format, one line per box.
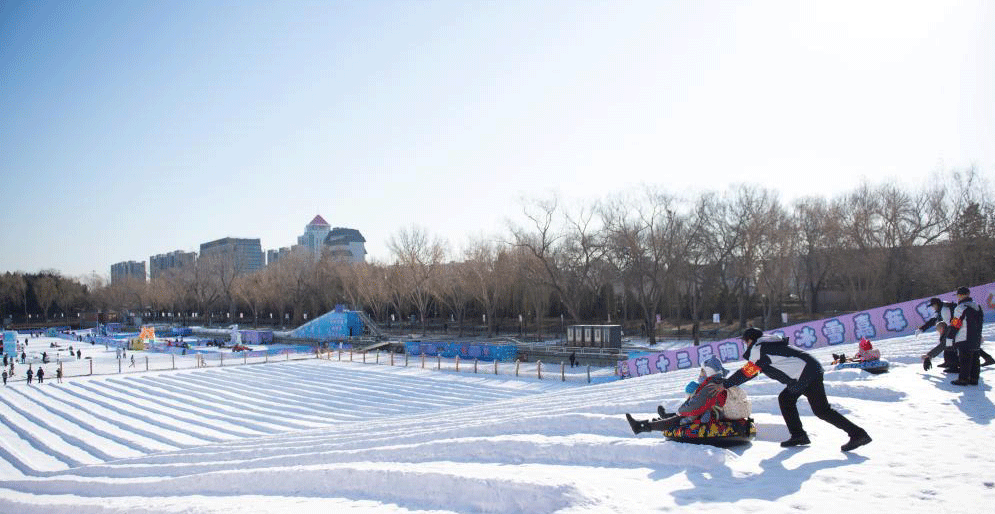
[2, 0, 993, 278]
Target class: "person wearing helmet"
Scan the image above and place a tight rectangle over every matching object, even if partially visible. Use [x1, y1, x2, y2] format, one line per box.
[707, 327, 871, 452]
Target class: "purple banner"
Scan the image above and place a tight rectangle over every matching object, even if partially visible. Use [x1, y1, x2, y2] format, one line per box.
[621, 282, 995, 379]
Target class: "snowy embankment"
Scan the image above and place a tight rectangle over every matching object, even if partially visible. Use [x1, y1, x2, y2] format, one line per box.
[1, 327, 993, 513]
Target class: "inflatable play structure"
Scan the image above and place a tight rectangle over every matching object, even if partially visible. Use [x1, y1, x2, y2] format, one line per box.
[291, 305, 366, 339]
[129, 326, 156, 350]
[3, 331, 17, 356]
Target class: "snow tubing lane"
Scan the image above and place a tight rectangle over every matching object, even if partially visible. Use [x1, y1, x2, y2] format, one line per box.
[661, 418, 756, 448]
[834, 360, 889, 374]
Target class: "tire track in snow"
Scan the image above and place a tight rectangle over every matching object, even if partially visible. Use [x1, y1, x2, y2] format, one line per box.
[0, 401, 87, 469]
[189, 366, 373, 417]
[0, 392, 132, 462]
[6, 387, 174, 454]
[64, 382, 228, 444]
[135, 374, 329, 427]
[103, 377, 293, 434]
[71, 381, 260, 439]
[29, 386, 192, 450]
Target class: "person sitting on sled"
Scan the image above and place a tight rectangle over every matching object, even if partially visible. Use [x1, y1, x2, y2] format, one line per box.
[626, 356, 734, 434]
[852, 338, 881, 361]
[831, 339, 880, 364]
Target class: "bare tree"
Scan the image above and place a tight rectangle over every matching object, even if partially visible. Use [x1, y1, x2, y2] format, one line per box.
[462, 238, 513, 336]
[0, 272, 28, 321]
[233, 271, 269, 327]
[601, 187, 692, 344]
[271, 248, 314, 326]
[33, 273, 60, 321]
[509, 196, 605, 322]
[177, 258, 221, 326]
[388, 225, 446, 335]
[431, 260, 472, 336]
[792, 197, 841, 314]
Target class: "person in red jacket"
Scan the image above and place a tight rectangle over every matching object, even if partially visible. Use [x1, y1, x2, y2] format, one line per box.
[626, 356, 729, 434]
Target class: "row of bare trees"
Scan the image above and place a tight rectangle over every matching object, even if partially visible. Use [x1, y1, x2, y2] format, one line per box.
[3, 172, 993, 342]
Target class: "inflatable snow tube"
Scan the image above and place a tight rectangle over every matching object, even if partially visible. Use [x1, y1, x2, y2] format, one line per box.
[662, 418, 756, 447]
[835, 359, 889, 374]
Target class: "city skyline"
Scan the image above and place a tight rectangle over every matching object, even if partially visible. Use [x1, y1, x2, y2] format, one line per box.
[2, 0, 993, 278]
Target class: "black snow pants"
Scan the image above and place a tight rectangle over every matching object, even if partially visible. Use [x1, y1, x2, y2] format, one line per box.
[778, 374, 865, 439]
[958, 348, 981, 384]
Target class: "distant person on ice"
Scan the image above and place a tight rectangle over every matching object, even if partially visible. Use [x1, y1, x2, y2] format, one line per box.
[707, 328, 871, 452]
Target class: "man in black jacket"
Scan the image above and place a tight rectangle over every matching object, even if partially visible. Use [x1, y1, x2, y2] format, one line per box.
[946, 287, 986, 386]
[708, 328, 871, 452]
[918, 297, 959, 371]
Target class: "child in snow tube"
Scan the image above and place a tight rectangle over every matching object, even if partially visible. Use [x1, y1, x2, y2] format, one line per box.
[625, 356, 756, 446]
[833, 338, 888, 374]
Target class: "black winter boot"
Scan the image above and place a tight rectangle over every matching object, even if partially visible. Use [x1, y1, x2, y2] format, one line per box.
[780, 433, 811, 447]
[625, 413, 650, 435]
[841, 432, 872, 452]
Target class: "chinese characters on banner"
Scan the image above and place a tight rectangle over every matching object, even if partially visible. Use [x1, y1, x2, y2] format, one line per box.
[621, 283, 995, 378]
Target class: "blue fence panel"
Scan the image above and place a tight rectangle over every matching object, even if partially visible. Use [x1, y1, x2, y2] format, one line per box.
[404, 342, 518, 362]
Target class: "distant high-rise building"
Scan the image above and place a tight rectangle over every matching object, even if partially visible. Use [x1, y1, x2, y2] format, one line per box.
[267, 247, 292, 266]
[324, 227, 367, 263]
[295, 215, 366, 263]
[149, 250, 197, 279]
[199, 237, 264, 274]
[297, 215, 331, 259]
[110, 261, 146, 284]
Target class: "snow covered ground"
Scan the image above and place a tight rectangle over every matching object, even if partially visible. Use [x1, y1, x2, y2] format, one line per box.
[1, 327, 993, 513]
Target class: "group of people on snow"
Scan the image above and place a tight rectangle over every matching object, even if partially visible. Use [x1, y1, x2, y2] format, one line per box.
[627, 327, 872, 452]
[918, 286, 991, 386]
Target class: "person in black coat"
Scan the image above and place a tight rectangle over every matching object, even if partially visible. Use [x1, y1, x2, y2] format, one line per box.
[918, 297, 959, 371]
[946, 287, 986, 386]
[36, 367, 44, 384]
[26, 365, 33, 385]
[708, 328, 871, 452]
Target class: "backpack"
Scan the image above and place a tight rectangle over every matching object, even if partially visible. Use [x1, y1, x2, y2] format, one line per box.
[721, 386, 752, 420]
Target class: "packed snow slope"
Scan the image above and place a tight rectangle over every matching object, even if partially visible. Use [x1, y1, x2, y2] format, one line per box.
[1, 327, 994, 513]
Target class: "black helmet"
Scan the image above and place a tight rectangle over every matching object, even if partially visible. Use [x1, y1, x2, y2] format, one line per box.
[956, 286, 970, 296]
[741, 327, 763, 342]
[928, 297, 942, 307]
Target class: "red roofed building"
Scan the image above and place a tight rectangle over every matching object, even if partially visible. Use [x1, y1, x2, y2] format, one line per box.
[294, 215, 366, 263]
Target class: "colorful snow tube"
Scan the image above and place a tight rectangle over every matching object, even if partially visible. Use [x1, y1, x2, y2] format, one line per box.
[662, 418, 756, 447]
[834, 359, 889, 374]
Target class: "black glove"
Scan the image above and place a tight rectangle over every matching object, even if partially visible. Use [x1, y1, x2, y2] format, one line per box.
[923, 358, 932, 371]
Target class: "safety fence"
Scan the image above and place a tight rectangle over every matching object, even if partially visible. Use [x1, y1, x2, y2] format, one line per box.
[3, 345, 618, 385]
[2, 347, 318, 385]
[317, 348, 617, 383]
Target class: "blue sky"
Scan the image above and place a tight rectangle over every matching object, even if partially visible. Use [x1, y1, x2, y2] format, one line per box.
[2, 0, 993, 278]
